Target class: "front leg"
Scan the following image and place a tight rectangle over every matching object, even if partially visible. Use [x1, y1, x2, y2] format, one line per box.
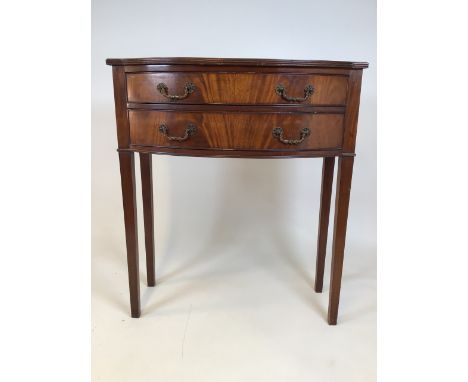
[328, 156, 354, 325]
[119, 152, 141, 318]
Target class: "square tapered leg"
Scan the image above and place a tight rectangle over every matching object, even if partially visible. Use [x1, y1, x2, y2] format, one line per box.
[328, 156, 354, 325]
[315, 157, 335, 293]
[139, 153, 156, 287]
[118, 152, 141, 318]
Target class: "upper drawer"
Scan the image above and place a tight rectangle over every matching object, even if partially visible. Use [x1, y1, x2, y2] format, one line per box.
[126, 72, 348, 106]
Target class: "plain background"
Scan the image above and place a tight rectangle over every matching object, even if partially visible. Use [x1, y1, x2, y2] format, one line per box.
[3, 1, 468, 382]
[92, 1, 376, 382]
[91, 0, 376, 381]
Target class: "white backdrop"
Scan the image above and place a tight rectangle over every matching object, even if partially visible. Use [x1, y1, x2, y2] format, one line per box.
[92, 0, 376, 253]
[92, 0, 376, 380]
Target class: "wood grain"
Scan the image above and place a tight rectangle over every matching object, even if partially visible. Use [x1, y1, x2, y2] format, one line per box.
[128, 110, 344, 151]
[342, 70, 364, 153]
[112, 66, 131, 148]
[127, 72, 348, 105]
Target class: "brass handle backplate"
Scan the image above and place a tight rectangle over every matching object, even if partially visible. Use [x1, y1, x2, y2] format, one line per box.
[272, 127, 311, 145]
[275, 84, 314, 102]
[159, 123, 197, 142]
[156, 82, 196, 101]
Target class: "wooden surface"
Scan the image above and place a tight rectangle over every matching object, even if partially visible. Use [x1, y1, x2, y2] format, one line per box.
[139, 153, 155, 287]
[328, 156, 354, 325]
[108, 57, 367, 324]
[127, 72, 348, 105]
[119, 146, 343, 159]
[129, 110, 344, 151]
[106, 57, 369, 69]
[342, 70, 364, 153]
[315, 157, 335, 293]
[118, 152, 140, 318]
[111, 66, 131, 148]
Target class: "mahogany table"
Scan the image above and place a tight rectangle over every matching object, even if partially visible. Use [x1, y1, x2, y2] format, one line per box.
[106, 57, 368, 325]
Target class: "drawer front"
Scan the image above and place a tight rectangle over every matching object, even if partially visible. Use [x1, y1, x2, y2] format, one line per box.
[127, 73, 348, 106]
[129, 111, 344, 151]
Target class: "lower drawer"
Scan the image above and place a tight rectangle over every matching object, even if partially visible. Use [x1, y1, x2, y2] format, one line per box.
[128, 110, 344, 151]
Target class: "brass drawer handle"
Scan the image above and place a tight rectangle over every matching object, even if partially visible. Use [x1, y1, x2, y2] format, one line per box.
[159, 123, 197, 142]
[156, 82, 196, 101]
[272, 127, 311, 145]
[275, 84, 314, 102]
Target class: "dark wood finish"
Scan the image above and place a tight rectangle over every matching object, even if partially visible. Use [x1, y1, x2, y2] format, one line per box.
[315, 157, 335, 293]
[342, 70, 364, 153]
[139, 153, 156, 287]
[113, 65, 141, 318]
[126, 103, 346, 114]
[120, 146, 343, 159]
[127, 72, 348, 105]
[118, 152, 140, 318]
[112, 66, 131, 148]
[107, 57, 368, 324]
[129, 110, 344, 152]
[124, 65, 354, 76]
[328, 156, 354, 325]
[106, 57, 369, 69]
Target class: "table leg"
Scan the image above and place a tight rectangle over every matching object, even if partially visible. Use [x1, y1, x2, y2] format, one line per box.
[139, 153, 156, 287]
[315, 157, 335, 293]
[328, 156, 354, 325]
[118, 152, 141, 318]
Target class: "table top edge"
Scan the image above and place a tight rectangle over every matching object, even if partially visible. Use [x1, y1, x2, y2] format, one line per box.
[105, 57, 369, 69]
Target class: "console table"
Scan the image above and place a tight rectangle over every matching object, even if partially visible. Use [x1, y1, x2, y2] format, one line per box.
[106, 57, 368, 325]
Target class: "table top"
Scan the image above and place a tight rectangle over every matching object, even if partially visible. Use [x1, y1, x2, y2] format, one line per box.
[106, 57, 369, 69]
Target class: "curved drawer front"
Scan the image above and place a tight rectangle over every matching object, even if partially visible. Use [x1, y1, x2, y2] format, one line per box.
[127, 73, 348, 106]
[129, 110, 344, 151]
